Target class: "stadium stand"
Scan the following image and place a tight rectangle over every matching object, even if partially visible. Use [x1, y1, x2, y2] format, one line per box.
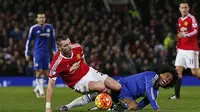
[0, 0, 199, 76]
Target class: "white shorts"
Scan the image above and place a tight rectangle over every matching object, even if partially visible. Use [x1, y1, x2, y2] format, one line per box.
[73, 67, 108, 93]
[175, 49, 199, 68]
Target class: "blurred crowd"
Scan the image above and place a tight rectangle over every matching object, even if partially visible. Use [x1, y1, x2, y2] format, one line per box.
[0, 0, 199, 76]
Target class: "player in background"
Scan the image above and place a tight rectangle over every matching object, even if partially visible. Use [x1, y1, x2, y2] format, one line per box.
[169, 1, 200, 100]
[111, 65, 178, 112]
[25, 13, 57, 98]
[45, 34, 121, 112]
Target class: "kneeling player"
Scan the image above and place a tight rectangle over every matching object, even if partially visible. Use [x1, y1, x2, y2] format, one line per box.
[113, 65, 178, 112]
[45, 35, 121, 112]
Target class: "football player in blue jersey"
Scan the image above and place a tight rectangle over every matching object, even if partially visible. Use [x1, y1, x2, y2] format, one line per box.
[112, 65, 178, 112]
[25, 13, 57, 98]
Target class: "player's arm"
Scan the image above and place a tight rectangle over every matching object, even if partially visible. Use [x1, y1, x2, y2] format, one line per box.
[46, 61, 59, 112]
[46, 78, 56, 112]
[137, 96, 149, 110]
[80, 45, 87, 64]
[25, 26, 34, 61]
[145, 77, 159, 111]
[51, 26, 57, 56]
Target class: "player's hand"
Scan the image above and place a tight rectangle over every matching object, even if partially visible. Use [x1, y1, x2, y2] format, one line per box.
[177, 32, 185, 38]
[53, 51, 57, 57]
[156, 109, 160, 112]
[26, 56, 30, 62]
[45, 108, 52, 112]
[178, 74, 183, 79]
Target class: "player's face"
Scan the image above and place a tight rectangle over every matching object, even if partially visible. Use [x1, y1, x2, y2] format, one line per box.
[159, 72, 173, 87]
[60, 38, 72, 55]
[36, 14, 46, 25]
[179, 3, 189, 17]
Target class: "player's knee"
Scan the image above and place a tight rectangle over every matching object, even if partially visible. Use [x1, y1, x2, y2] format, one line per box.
[176, 67, 183, 74]
[191, 69, 198, 76]
[112, 83, 121, 92]
[94, 82, 106, 92]
[128, 104, 138, 110]
[43, 70, 49, 76]
[105, 77, 121, 91]
[35, 70, 43, 77]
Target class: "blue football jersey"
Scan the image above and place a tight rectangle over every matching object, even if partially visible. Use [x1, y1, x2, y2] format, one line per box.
[25, 24, 57, 56]
[119, 71, 159, 110]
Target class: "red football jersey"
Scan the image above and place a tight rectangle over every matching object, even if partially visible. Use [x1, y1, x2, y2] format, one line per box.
[48, 43, 89, 88]
[177, 14, 199, 51]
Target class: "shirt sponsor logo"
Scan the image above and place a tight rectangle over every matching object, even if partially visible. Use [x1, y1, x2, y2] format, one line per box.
[39, 33, 50, 37]
[180, 27, 187, 32]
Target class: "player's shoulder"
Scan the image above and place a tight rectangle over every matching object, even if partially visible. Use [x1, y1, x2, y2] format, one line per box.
[188, 14, 197, 21]
[45, 23, 54, 28]
[50, 52, 63, 69]
[71, 43, 82, 49]
[30, 24, 38, 30]
[144, 71, 156, 74]
[143, 71, 157, 77]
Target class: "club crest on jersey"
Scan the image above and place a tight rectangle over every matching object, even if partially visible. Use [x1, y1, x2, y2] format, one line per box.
[184, 21, 188, 26]
[47, 28, 50, 32]
[76, 54, 81, 59]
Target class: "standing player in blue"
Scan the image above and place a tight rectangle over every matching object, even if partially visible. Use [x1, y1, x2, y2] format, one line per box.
[25, 13, 57, 98]
[113, 65, 178, 112]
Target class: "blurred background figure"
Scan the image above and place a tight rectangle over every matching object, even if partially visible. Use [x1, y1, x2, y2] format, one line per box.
[25, 13, 57, 98]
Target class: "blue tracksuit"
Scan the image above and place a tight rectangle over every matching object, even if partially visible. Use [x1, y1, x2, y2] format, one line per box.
[119, 71, 159, 110]
[25, 24, 57, 70]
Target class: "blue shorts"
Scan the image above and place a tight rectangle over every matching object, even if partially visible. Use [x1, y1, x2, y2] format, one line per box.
[119, 80, 134, 101]
[33, 51, 50, 70]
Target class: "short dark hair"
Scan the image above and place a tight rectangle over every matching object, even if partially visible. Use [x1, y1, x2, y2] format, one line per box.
[156, 64, 178, 89]
[56, 34, 69, 45]
[179, 0, 190, 6]
[36, 13, 45, 17]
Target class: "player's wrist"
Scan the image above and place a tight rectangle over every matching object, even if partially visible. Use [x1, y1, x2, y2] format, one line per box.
[46, 102, 51, 108]
[182, 32, 188, 38]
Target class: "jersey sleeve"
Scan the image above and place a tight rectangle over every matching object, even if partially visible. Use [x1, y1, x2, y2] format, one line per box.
[144, 75, 159, 110]
[51, 25, 58, 52]
[177, 20, 181, 48]
[25, 26, 34, 56]
[48, 54, 62, 80]
[138, 96, 149, 109]
[184, 16, 198, 38]
[71, 43, 84, 58]
[138, 90, 159, 110]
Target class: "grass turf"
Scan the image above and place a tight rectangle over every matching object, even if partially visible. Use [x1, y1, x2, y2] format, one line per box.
[0, 86, 200, 112]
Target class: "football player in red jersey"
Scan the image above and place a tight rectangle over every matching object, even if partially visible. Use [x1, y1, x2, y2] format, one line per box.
[45, 34, 121, 112]
[169, 1, 200, 100]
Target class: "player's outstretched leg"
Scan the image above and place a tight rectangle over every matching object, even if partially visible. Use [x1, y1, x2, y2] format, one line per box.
[58, 105, 68, 111]
[58, 92, 98, 111]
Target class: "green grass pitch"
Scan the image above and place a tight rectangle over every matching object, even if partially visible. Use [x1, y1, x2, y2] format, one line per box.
[0, 87, 200, 112]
